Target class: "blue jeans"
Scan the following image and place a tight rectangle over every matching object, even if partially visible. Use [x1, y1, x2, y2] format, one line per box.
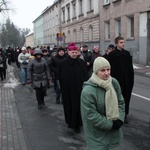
[20, 68, 27, 83]
[56, 80, 61, 100]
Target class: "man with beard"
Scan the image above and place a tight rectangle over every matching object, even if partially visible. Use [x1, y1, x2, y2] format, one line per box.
[59, 42, 88, 133]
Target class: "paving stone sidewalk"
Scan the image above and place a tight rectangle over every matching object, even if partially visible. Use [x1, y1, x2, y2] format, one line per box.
[0, 82, 28, 150]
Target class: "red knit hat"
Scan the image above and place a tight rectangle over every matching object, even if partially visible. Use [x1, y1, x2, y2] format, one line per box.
[67, 42, 78, 51]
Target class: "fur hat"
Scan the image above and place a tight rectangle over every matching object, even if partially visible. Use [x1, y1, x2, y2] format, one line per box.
[58, 47, 65, 52]
[67, 42, 78, 51]
[93, 57, 110, 73]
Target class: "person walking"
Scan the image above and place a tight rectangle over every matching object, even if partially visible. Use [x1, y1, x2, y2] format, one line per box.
[103, 44, 115, 59]
[18, 46, 31, 85]
[107, 36, 134, 123]
[50, 47, 67, 104]
[59, 42, 88, 133]
[0, 49, 7, 81]
[27, 48, 50, 109]
[81, 57, 125, 150]
[81, 44, 93, 78]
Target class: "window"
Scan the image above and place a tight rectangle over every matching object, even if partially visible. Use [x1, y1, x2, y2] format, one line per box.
[62, 8, 65, 22]
[105, 21, 110, 40]
[104, 0, 110, 5]
[68, 30, 71, 42]
[72, 2, 76, 18]
[73, 29, 77, 42]
[67, 5, 70, 20]
[127, 16, 134, 38]
[56, 15, 58, 25]
[79, 0, 83, 15]
[89, 25, 93, 41]
[88, 0, 93, 11]
[115, 18, 121, 37]
[80, 27, 83, 42]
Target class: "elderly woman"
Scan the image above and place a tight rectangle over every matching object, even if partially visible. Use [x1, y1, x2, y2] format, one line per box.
[81, 57, 125, 150]
[28, 48, 50, 109]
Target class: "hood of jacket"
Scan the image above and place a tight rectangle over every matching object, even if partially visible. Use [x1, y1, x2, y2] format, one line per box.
[34, 48, 43, 56]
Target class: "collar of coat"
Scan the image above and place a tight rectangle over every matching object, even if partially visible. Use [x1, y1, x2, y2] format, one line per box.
[114, 48, 127, 56]
[67, 55, 81, 65]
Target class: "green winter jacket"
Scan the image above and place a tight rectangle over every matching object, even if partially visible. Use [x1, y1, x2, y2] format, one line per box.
[81, 78, 125, 150]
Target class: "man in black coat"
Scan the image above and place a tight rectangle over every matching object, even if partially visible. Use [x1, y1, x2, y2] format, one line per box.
[81, 44, 93, 78]
[59, 42, 88, 133]
[50, 47, 67, 104]
[107, 37, 134, 123]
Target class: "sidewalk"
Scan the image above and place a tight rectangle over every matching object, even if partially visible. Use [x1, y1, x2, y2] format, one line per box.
[0, 71, 28, 150]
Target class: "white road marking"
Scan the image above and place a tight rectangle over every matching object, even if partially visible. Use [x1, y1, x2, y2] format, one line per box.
[132, 93, 150, 101]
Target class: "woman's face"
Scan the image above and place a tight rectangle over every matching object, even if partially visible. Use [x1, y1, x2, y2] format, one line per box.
[97, 67, 110, 80]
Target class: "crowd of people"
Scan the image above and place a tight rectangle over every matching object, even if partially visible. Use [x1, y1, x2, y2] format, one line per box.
[0, 36, 134, 150]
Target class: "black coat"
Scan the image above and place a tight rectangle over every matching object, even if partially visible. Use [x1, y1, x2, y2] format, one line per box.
[107, 48, 134, 115]
[0, 53, 7, 69]
[50, 54, 67, 80]
[59, 56, 88, 129]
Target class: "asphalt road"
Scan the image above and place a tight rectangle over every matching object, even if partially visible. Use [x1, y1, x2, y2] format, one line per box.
[13, 66, 150, 150]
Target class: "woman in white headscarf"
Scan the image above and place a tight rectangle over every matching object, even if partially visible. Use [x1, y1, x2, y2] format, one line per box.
[81, 57, 125, 150]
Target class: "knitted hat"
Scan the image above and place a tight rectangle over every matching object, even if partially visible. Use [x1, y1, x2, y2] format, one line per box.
[93, 57, 110, 73]
[67, 42, 78, 51]
[21, 46, 26, 51]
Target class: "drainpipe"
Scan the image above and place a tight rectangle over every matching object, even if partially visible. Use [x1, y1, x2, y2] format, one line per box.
[58, 0, 62, 46]
[98, 0, 101, 49]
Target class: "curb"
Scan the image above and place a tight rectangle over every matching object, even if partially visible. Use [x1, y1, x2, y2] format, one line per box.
[0, 84, 28, 150]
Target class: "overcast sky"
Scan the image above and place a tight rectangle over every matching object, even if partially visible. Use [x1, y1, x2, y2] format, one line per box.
[7, 0, 54, 30]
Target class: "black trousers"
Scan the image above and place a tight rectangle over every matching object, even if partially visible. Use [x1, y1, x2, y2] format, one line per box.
[0, 67, 4, 80]
[35, 87, 47, 104]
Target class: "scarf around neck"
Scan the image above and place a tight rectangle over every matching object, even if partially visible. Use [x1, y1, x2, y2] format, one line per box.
[90, 73, 119, 120]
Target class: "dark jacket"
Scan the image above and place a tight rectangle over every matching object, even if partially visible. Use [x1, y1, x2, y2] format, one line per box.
[27, 57, 50, 88]
[107, 48, 134, 115]
[81, 50, 93, 71]
[50, 53, 67, 80]
[59, 56, 88, 129]
[0, 52, 7, 69]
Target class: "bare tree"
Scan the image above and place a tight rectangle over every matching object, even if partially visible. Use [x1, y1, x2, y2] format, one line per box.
[0, 0, 14, 15]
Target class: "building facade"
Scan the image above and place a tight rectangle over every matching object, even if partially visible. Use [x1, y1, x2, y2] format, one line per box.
[100, 0, 150, 65]
[25, 32, 34, 47]
[32, 0, 150, 65]
[60, 0, 100, 49]
[33, 14, 44, 47]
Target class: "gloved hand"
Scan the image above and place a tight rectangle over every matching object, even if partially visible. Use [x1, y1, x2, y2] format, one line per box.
[112, 119, 123, 130]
